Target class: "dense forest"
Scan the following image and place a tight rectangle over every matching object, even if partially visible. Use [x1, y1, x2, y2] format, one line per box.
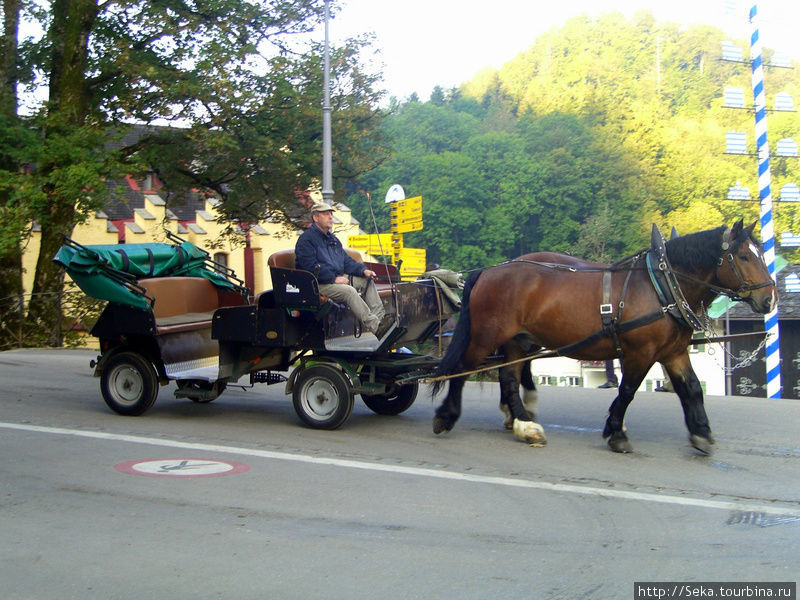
[345, 11, 800, 270]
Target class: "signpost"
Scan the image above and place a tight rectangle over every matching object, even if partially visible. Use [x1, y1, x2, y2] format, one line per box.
[347, 233, 393, 255]
[350, 186, 427, 281]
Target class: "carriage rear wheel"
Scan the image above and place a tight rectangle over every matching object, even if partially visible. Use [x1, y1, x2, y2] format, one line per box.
[100, 351, 159, 416]
[361, 382, 419, 416]
[292, 364, 354, 430]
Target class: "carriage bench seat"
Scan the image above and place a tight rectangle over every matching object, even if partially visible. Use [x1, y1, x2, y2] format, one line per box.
[138, 277, 229, 335]
[267, 249, 393, 309]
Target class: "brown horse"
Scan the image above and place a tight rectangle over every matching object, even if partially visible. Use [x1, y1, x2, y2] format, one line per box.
[432, 221, 777, 454]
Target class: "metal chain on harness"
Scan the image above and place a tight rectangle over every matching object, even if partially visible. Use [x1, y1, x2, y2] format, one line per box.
[696, 303, 770, 373]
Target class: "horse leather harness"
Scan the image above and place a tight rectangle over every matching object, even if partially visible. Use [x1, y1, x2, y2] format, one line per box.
[585, 224, 774, 361]
[558, 226, 719, 361]
[559, 251, 665, 361]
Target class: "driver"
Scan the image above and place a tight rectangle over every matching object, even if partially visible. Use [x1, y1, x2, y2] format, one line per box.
[295, 202, 394, 340]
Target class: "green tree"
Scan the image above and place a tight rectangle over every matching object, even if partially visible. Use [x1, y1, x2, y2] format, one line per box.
[2, 0, 387, 343]
[349, 11, 799, 272]
[0, 0, 20, 288]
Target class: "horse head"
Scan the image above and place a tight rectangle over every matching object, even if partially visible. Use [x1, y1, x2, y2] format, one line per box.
[716, 219, 778, 314]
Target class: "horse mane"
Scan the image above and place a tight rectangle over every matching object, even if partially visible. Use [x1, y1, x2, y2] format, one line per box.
[664, 223, 759, 272]
[664, 225, 727, 272]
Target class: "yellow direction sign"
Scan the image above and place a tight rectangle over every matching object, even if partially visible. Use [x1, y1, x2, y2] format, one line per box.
[390, 196, 423, 233]
[347, 233, 393, 255]
[395, 196, 422, 218]
[397, 220, 423, 233]
[398, 247, 426, 280]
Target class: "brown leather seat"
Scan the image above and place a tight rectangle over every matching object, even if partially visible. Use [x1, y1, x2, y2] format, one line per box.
[267, 248, 363, 269]
[138, 277, 221, 334]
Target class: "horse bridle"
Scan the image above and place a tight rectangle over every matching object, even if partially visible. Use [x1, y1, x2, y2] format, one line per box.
[676, 227, 775, 301]
[716, 227, 775, 299]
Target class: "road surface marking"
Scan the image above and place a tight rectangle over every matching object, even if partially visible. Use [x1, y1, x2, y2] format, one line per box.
[3, 421, 798, 517]
[115, 458, 250, 477]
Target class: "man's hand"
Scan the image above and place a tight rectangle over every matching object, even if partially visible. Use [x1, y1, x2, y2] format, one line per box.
[363, 269, 377, 279]
[334, 275, 349, 284]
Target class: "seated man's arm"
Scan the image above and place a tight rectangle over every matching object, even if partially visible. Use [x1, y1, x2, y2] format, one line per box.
[342, 253, 367, 278]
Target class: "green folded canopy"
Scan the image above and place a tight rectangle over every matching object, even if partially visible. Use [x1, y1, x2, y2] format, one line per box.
[54, 240, 243, 310]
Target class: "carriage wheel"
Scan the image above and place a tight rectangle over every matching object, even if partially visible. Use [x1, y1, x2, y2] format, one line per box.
[100, 351, 159, 416]
[292, 364, 354, 430]
[361, 382, 419, 416]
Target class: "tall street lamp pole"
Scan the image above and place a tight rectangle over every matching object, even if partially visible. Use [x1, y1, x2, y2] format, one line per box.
[321, 0, 334, 204]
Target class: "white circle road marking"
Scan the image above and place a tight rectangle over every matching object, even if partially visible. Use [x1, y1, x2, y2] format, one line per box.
[2, 421, 799, 517]
[115, 458, 250, 477]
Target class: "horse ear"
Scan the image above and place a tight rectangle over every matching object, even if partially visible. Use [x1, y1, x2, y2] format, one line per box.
[730, 219, 744, 238]
[745, 220, 757, 235]
[670, 226, 679, 240]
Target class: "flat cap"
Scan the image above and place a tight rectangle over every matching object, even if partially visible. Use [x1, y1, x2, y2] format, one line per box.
[310, 201, 335, 213]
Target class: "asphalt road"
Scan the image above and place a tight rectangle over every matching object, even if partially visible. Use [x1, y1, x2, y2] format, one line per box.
[1, 348, 798, 600]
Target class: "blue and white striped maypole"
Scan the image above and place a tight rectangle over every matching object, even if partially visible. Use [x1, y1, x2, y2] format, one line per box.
[749, 4, 781, 398]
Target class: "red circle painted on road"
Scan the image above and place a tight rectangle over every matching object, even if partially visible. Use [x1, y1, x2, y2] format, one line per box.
[114, 458, 250, 478]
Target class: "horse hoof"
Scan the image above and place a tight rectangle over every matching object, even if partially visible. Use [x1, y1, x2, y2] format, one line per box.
[432, 416, 451, 435]
[512, 419, 547, 446]
[690, 434, 713, 455]
[608, 437, 633, 453]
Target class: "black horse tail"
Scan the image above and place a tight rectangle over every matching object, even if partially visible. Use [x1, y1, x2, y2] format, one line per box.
[432, 268, 483, 396]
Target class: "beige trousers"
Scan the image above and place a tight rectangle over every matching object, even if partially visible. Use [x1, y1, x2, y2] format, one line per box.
[318, 276, 385, 333]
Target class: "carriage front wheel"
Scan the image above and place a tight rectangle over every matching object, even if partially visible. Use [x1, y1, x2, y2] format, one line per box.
[361, 382, 419, 416]
[292, 364, 354, 430]
[100, 351, 159, 416]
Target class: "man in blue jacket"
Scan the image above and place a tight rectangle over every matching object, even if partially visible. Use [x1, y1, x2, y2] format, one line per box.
[295, 202, 393, 339]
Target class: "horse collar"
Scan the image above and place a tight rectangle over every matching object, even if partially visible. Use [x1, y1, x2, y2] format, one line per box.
[645, 251, 704, 331]
[647, 224, 704, 331]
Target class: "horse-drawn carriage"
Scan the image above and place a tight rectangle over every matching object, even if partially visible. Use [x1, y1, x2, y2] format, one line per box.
[54, 233, 460, 429]
[57, 219, 776, 455]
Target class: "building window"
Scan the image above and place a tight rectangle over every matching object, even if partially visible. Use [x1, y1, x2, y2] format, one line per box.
[213, 252, 228, 267]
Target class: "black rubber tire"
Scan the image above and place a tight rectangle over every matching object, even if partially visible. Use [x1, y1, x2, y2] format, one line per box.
[100, 351, 159, 416]
[361, 382, 419, 415]
[292, 364, 354, 430]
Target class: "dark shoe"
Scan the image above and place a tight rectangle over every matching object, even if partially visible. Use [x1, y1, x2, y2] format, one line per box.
[374, 315, 396, 340]
[597, 381, 617, 389]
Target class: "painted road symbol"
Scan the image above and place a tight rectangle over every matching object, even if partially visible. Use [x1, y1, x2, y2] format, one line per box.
[115, 458, 250, 478]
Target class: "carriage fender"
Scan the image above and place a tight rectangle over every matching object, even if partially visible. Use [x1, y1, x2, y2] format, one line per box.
[284, 360, 356, 395]
[92, 339, 165, 383]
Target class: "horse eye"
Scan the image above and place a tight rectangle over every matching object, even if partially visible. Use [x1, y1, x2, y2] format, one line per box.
[738, 254, 749, 262]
